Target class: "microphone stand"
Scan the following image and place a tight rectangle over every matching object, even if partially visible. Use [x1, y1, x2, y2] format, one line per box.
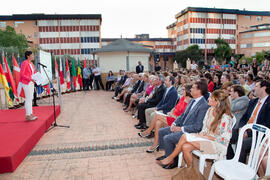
[40, 64, 69, 132]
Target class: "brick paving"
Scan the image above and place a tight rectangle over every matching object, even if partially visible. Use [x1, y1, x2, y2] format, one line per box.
[0, 91, 181, 180]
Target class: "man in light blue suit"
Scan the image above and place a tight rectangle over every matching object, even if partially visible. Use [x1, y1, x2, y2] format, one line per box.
[157, 81, 209, 169]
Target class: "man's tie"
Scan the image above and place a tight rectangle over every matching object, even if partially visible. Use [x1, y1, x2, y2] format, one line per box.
[248, 101, 262, 124]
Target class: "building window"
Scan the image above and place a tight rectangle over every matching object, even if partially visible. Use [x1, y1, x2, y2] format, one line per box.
[0, 22, 6, 28]
[14, 21, 24, 27]
[242, 33, 253, 38]
[256, 16, 262, 21]
[254, 32, 270, 37]
[240, 44, 246, 48]
[246, 44, 252, 48]
[253, 42, 270, 47]
[240, 43, 253, 49]
[33, 21, 37, 27]
[244, 16, 251, 20]
[190, 38, 205, 44]
[34, 32, 38, 38]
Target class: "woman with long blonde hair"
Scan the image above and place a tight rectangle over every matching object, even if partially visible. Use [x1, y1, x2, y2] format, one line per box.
[157, 90, 235, 168]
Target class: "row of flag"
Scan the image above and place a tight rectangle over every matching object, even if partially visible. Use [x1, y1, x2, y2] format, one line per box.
[0, 52, 21, 107]
[55, 56, 85, 91]
[0, 53, 88, 107]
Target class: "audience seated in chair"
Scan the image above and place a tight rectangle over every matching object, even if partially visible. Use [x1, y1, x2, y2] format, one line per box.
[114, 73, 135, 102]
[229, 85, 249, 129]
[226, 80, 270, 162]
[113, 70, 128, 98]
[123, 73, 145, 109]
[138, 84, 192, 153]
[124, 73, 150, 112]
[143, 76, 178, 130]
[135, 74, 166, 129]
[156, 81, 209, 169]
[156, 90, 234, 169]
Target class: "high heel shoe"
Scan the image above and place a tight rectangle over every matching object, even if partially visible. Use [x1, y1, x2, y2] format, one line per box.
[156, 160, 176, 169]
[138, 132, 150, 138]
[146, 145, 159, 153]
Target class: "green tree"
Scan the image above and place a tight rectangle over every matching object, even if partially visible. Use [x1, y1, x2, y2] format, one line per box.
[239, 56, 253, 64]
[214, 38, 232, 63]
[254, 51, 267, 64]
[0, 26, 29, 57]
[0, 47, 19, 65]
[239, 51, 269, 65]
[174, 45, 203, 67]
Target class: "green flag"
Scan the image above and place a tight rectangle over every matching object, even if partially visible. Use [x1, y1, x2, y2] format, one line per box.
[71, 58, 76, 76]
[71, 58, 77, 88]
[6, 54, 12, 73]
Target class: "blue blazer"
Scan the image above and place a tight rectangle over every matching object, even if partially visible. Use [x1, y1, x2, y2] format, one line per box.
[174, 97, 209, 133]
[157, 86, 178, 114]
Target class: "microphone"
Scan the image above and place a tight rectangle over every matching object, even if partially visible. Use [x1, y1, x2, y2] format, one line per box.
[38, 62, 47, 68]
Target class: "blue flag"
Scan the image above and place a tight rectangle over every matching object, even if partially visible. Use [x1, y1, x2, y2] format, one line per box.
[37, 85, 44, 95]
[18, 56, 22, 67]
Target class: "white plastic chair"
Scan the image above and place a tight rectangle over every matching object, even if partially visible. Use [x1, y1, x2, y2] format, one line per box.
[208, 124, 270, 180]
[178, 116, 237, 175]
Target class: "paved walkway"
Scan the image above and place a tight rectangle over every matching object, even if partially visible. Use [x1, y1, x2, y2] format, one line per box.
[0, 91, 180, 180]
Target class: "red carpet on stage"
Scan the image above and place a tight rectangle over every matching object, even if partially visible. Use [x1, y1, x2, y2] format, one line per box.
[0, 106, 61, 173]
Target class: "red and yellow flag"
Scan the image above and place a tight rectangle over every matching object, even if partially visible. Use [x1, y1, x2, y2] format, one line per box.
[77, 58, 82, 88]
[0, 64, 13, 106]
[3, 55, 18, 101]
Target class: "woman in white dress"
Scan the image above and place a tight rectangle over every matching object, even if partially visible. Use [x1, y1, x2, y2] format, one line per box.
[156, 90, 235, 167]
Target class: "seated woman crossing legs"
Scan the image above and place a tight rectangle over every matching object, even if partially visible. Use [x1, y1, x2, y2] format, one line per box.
[125, 74, 156, 113]
[138, 84, 193, 153]
[156, 90, 234, 168]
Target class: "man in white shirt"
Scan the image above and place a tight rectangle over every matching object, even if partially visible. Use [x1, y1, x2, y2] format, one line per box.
[92, 65, 104, 90]
[190, 60, 198, 70]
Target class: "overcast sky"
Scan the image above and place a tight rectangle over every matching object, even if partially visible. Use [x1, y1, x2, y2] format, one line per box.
[1, 0, 270, 38]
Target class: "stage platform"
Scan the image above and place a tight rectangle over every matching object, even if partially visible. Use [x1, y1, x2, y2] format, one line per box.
[0, 106, 61, 173]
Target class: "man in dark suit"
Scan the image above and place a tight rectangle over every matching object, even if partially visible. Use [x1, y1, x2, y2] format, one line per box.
[144, 76, 178, 128]
[136, 61, 144, 74]
[157, 81, 209, 169]
[155, 62, 162, 72]
[227, 80, 270, 162]
[112, 70, 127, 98]
[123, 73, 144, 109]
[135, 74, 166, 129]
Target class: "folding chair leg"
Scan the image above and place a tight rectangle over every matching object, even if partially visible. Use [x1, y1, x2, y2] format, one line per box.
[178, 152, 183, 167]
[199, 157, 206, 174]
[208, 164, 215, 180]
